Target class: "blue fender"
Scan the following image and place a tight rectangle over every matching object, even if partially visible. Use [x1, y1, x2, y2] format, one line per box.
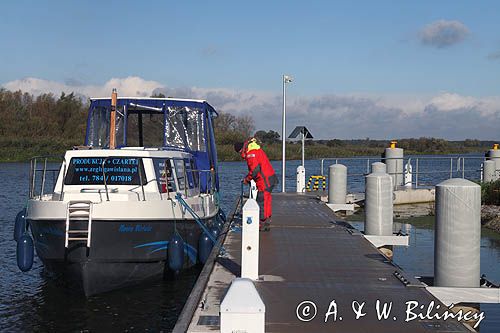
[168, 233, 185, 272]
[218, 209, 226, 222]
[14, 209, 27, 242]
[198, 232, 213, 264]
[209, 225, 220, 239]
[17, 233, 34, 272]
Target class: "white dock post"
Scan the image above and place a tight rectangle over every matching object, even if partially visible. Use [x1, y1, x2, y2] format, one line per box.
[435, 179, 480, 288]
[483, 160, 496, 182]
[220, 278, 265, 333]
[384, 141, 404, 188]
[364, 170, 409, 249]
[371, 162, 386, 174]
[241, 199, 260, 280]
[328, 164, 347, 204]
[487, 145, 500, 180]
[365, 172, 393, 236]
[426, 178, 500, 306]
[326, 164, 354, 212]
[296, 165, 306, 193]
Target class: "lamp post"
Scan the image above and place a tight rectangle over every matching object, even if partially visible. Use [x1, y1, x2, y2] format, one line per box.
[282, 74, 292, 192]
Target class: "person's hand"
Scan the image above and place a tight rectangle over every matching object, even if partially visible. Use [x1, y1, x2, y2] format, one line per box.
[243, 178, 249, 185]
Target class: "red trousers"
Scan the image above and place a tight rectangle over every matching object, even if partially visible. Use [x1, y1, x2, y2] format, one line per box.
[256, 190, 272, 221]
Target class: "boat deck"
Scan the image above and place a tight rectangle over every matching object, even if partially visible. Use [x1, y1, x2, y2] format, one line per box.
[177, 193, 471, 332]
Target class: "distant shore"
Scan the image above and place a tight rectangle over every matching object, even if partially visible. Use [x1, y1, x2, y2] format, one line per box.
[0, 140, 488, 163]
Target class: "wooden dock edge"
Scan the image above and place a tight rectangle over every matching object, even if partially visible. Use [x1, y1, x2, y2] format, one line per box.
[172, 196, 242, 333]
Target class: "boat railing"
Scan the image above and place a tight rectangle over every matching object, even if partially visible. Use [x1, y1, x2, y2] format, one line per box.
[320, 155, 486, 190]
[100, 157, 217, 201]
[101, 156, 147, 202]
[29, 155, 218, 202]
[155, 168, 215, 200]
[194, 169, 217, 195]
[29, 155, 66, 200]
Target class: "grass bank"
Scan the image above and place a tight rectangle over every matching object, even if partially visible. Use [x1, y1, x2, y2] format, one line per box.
[216, 142, 487, 162]
[0, 138, 80, 162]
[0, 139, 490, 163]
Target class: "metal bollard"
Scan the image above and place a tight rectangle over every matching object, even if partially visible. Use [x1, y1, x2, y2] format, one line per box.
[365, 172, 393, 236]
[434, 178, 480, 287]
[241, 199, 260, 280]
[328, 164, 347, 204]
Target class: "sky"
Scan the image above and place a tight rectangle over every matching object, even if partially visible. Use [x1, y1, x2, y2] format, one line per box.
[2, 1, 500, 140]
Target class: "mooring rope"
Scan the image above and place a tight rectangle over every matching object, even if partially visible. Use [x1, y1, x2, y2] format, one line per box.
[175, 193, 218, 246]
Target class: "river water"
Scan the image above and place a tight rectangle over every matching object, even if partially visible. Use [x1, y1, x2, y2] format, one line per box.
[1, 157, 499, 331]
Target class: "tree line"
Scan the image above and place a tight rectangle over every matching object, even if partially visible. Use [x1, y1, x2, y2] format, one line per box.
[0, 89, 495, 162]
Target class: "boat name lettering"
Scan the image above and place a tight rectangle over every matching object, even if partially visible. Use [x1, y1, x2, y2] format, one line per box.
[37, 226, 64, 237]
[119, 224, 152, 233]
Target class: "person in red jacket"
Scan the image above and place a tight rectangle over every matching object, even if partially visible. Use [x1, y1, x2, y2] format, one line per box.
[235, 138, 278, 230]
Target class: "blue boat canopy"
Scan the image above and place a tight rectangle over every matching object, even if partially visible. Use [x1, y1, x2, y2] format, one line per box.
[84, 97, 219, 191]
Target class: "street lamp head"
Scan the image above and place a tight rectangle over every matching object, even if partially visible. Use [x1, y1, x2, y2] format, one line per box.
[283, 75, 293, 83]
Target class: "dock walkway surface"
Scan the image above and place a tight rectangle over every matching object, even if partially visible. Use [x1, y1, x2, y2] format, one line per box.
[180, 193, 471, 332]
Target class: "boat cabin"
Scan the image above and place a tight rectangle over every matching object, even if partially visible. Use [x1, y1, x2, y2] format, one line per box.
[29, 97, 220, 202]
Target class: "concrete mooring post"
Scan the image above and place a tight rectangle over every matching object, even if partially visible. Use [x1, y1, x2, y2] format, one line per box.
[384, 141, 404, 188]
[483, 160, 496, 182]
[434, 178, 480, 288]
[487, 144, 500, 180]
[371, 162, 386, 174]
[365, 171, 393, 236]
[328, 164, 347, 204]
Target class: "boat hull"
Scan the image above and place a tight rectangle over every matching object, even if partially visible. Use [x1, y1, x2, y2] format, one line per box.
[28, 218, 213, 296]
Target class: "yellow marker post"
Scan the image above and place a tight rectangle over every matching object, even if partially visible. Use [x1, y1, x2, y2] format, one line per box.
[390, 140, 397, 149]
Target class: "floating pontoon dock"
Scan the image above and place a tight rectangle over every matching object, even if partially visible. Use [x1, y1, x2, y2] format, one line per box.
[174, 193, 472, 332]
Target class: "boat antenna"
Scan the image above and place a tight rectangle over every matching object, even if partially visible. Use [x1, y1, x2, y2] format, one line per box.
[109, 88, 117, 149]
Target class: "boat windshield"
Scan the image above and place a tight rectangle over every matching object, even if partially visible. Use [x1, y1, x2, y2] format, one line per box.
[86, 100, 206, 152]
[84, 98, 219, 192]
[165, 106, 205, 151]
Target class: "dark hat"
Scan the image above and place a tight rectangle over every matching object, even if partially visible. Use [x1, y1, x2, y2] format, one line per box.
[234, 142, 244, 153]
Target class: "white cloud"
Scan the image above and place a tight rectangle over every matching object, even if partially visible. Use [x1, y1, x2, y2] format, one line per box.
[153, 86, 500, 140]
[2, 77, 500, 140]
[3, 76, 164, 99]
[419, 20, 470, 48]
[428, 92, 477, 111]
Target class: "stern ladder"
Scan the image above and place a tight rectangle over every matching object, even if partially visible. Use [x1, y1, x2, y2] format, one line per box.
[65, 201, 93, 251]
